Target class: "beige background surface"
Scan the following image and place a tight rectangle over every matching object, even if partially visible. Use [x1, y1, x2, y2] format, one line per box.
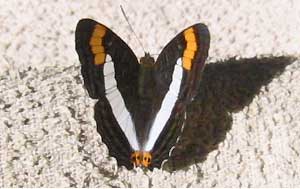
[1, 0, 300, 187]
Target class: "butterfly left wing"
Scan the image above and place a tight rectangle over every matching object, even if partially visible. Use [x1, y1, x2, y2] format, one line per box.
[75, 19, 140, 169]
[145, 23, 210, 169]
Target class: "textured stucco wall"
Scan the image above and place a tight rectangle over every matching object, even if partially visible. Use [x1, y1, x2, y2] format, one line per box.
[1, 0, 300, 187]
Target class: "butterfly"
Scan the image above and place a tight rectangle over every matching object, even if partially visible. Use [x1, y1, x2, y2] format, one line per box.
[75, 18, 210, 170]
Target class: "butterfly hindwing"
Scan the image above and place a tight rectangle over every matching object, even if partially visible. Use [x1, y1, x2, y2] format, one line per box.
[75, 19, 140, 169]
[146, 24, 210, 169]
[94, 100, 134, 169]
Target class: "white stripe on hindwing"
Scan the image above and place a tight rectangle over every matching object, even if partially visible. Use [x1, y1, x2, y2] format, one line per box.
[144, 58, 184, 151]
[103, 55, 139, 150]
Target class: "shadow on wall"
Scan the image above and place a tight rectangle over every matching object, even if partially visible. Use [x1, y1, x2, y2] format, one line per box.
[164, 55, 296, 171]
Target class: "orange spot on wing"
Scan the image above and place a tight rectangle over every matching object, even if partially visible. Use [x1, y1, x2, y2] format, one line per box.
[184, 28, 194, 34]
[89, 24, 107, 65]
[92, 24, 106, 37]
[186, 41, 197, 51]
[91, 46, 105, 54]
[183, 49, 195, 59]
[183, 57, 192, 70]
[94, 53, 105, 65]
[131, 151, 142, 167]
[182, 27, 198, 71]
[95, 24, 106, 30]
[141, 152, 152, 168]
[89, 37, 102, 46]
[184, 28, 196, 42]
[131, 151, 152, 168]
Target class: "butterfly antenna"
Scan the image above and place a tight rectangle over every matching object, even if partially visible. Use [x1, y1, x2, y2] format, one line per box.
[120, 5, 146, 53]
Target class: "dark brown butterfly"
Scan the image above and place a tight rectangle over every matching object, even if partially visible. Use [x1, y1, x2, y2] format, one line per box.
[75, 18, 210, 170]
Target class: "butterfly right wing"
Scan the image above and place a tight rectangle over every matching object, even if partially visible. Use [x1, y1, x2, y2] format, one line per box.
[75, 19, 140, 169]
[147, 23, 210, 169]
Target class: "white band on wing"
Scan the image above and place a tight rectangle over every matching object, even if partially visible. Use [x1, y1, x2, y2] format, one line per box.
[144, 58, 183, 151]
[103, 55, 139, 150]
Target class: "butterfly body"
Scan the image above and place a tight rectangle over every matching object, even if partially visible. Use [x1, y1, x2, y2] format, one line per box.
[75, 19, 210, 170]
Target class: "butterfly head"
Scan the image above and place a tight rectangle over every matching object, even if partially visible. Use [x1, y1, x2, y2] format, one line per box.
[140, 53, 155, 67]
[131, 151, 152, 168]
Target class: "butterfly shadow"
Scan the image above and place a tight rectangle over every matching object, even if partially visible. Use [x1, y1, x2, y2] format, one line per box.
[164, 55, 296, 171]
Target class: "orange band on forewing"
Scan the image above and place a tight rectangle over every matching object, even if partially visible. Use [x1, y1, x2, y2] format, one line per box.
[89, 37, 102, 46]
[94, 53, 105, 65]
[92, 24, 106, 37]
[183, 27, 198, 70]
[183, 57, 192, 70]
[186, 41, 197, 51]
[184, 28, 194, 35]
[89, 24, 107, 65]
[183, 49, 195, 59]
[184, 32, 196, 42]
[91, 46, 105, 54]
